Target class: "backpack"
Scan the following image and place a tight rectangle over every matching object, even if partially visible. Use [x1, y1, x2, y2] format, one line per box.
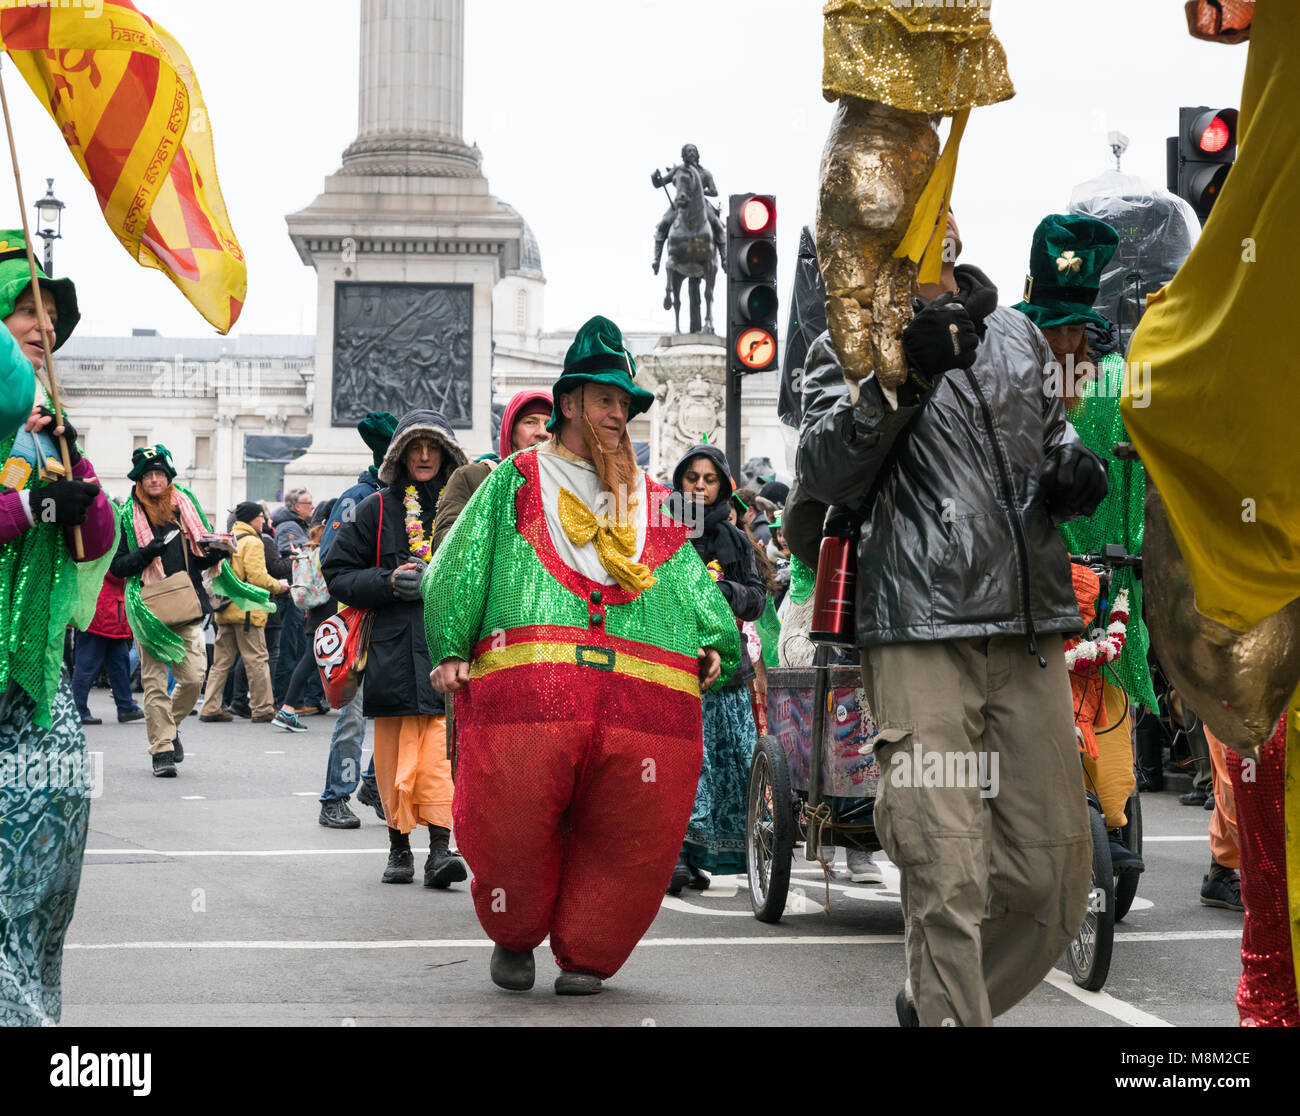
[291, 548, 330, 611]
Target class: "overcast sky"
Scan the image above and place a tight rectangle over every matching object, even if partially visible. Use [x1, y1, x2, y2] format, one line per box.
[0, 0, 1249, 341]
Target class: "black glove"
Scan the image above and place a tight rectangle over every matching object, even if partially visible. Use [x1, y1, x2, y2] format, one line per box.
[31, 479, 99, 525]
[390, 566, 424, 601]
[1041, 445, 1109, 519]
[142, 535, 170, 559]
[35, 406, 81, 466]
[901, 292, 980, 387]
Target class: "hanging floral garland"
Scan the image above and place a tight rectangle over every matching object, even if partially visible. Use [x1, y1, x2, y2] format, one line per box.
[1064, 588, 1130, 673]
[404, 485, 440, 562]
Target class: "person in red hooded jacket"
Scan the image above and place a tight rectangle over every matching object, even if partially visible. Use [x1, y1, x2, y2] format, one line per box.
[431, 389, 552, 553]
[71, 571, 146, 725]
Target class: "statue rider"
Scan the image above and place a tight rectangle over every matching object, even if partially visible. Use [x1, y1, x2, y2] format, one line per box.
[652, 144, 727, 275]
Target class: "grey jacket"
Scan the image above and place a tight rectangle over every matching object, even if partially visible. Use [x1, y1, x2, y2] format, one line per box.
[796, 304, 1084, 651]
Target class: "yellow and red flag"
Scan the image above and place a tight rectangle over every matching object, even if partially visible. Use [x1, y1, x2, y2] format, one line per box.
[0, 0, 246, 332]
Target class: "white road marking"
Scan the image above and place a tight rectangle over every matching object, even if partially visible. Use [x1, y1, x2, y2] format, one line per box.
[1142, 835, 1210, 842]
[292, 793, 318, 797]
[1115, 929, 1240, 942]
[180, 796, 206, 801]
[265, 751, 286, 755]
[64, 935, 906, 951]
[85, 848, 392, 857]
[1044, 969, 1174, 1027]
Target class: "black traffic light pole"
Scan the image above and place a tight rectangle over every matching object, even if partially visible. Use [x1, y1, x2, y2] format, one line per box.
[725, 366, 742, 479]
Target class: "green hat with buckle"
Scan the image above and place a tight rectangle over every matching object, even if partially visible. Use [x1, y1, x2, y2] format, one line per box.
[548, 315, 655, 433]
[0, 229, 80, 350]
[128, 443, 177, 483]
[1012, 214, 1119, 332]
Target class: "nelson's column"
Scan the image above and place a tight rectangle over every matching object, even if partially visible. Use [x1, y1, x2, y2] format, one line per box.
[285, 0, 526, 493]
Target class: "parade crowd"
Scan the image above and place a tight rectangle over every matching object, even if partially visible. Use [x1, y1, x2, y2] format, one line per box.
[2, 95, 1295, 1027]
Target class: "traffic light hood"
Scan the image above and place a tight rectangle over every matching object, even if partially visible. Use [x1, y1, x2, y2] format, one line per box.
[0, 229, 80, 350]
[1012, 213, 1119, 332]
[548, 315, 655, 433]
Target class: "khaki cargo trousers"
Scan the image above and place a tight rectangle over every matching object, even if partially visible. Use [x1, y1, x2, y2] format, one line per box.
[861, 634, 1092, 1027]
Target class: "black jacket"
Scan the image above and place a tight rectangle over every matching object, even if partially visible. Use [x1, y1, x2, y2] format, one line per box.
[322, 480, 447, 719]
[110, 497, 225, 616]
[262, 530, 292, 629]
[796, 265, 1087, 649]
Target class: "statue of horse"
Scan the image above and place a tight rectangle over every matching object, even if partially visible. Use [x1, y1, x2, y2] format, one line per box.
[655, 164, 722, 334]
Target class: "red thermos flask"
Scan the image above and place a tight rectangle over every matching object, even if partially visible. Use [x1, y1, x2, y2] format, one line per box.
[810, 506, 861, 645]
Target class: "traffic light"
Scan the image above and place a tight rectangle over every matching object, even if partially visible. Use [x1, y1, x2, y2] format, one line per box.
[1167, 106, 1238, 223]
[727, 194, 778, 377]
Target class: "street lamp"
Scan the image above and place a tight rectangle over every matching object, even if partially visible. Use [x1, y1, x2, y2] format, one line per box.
[34, 179, 64, 274]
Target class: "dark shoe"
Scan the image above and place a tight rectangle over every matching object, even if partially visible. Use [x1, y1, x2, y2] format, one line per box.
[272, 710, 309, 733]
[1136, 771, 1163, 793]
[117, 707, 145, 724]
[315, 704, 332, 716]
[685, 864, 710, 891]
[80, 714, 102, 726]
[382, 848, 414, 884]
[1201, 864, 1244, 911]
[152, 751, 177, 778]
[666, 855, 690, 897]
[319, 798, 361, 830]
[554, 972, 603, 996]
[1108, 830, 1144, 873]
[357, 780, 385, 821]
[895, 987, 919, 1028]
[188, 709, 197, 717]
[228, 704, 252, 720]
[490, 945, 535, 992]
[199, 710, 234, 723]
[172, 735, 184, 764]
[1178, 788, 1208, 807]
[424, 847, 468, 889]
[251, 714, 274, 724]
[1204, 792, 1216, 811]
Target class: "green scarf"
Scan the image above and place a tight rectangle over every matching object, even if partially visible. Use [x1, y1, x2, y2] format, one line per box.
[0, 426, 116, 728]
[755, 594, 781, 669]
[789, 555, 815, 606]
[120, 485, 273, 665]
[1057, 352, 1158, 713]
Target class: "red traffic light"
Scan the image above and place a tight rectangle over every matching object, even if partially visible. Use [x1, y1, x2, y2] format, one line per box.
[1188, 108, 1237, 155]
[1199, 116, 1230, 153]
[740, 197, 774, 234]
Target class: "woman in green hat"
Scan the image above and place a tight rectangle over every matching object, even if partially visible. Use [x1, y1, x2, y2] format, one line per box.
[1013, 213, 1154, 875]
[0, 231, 119, 1025]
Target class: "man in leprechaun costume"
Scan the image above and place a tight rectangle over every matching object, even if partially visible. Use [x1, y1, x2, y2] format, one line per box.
[423, 315, 740, 996]
[110, 445, 274, 777]
[0, 236, 118, 1024]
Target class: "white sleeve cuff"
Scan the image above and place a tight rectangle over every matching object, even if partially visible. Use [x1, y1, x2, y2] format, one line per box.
[17, 489, 35, 528]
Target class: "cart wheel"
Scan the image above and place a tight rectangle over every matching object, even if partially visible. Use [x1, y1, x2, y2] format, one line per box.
[1114, 786, 1143, 922]
[1065, 801, 1115, 991]
[747, 735, 794, 923]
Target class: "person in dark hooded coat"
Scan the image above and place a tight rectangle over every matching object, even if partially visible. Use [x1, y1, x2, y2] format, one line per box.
[668, 443, 767, 892]
[322, 409, 469, 889]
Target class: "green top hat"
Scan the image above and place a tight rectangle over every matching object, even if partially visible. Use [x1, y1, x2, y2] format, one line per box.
[1012, 214, 1119, 332]
[0, 229, 80, 350]
[547, 315, 655, 433]
[128, 444, 177, 483]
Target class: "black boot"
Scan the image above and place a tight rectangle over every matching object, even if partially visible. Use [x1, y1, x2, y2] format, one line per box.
[424, 825, 467, 889]
[382, 828, 414, 884]
[490, 945, 536, 991]
[666, 852, 690, 897]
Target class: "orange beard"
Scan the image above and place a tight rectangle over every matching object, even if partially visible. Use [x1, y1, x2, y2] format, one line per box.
[581, 413, 640, 523]
[138, 483, 178, 526]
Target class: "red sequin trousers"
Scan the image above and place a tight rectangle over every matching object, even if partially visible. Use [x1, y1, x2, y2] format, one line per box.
[451, 663, 703, 980]
[1226, 714, 1300, 1026]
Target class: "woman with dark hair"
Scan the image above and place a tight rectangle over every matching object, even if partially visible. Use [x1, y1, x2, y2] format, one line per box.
[323, 410, 470, 889]
[668, 443, 767, 892]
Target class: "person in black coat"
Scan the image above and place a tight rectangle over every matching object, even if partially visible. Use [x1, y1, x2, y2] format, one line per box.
[322, 409, 470, 889]
[667, 443, 767, 892]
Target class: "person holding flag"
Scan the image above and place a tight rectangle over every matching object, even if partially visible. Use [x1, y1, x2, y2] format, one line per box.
[0, 240, 117, 1025]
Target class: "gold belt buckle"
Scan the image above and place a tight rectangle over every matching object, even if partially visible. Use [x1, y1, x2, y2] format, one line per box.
[575, 645, 615, 673]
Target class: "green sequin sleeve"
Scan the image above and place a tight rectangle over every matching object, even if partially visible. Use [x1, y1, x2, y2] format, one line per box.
[422, 461, 512, 664]
[680, 546, 743, 687]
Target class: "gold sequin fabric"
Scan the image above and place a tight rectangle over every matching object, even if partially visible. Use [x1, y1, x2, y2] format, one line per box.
[823, 0, 1015, 113]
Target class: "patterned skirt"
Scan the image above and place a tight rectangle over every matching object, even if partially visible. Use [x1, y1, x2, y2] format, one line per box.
[0, 674, 91, 1026]
[684, 686, 758, 875]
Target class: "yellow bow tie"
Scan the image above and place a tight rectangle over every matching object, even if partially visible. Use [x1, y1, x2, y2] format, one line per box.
[558, 487, 657, 594]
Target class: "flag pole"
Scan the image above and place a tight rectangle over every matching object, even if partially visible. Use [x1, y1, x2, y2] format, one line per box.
[0, 58, 83, 558]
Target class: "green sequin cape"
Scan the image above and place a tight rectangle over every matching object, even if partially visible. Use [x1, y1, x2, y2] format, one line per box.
[1057, 352, 1158, 712]
[118, 486, 273, 665]
[0, 424, 117, 729]
[423, 450, 742, 690]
